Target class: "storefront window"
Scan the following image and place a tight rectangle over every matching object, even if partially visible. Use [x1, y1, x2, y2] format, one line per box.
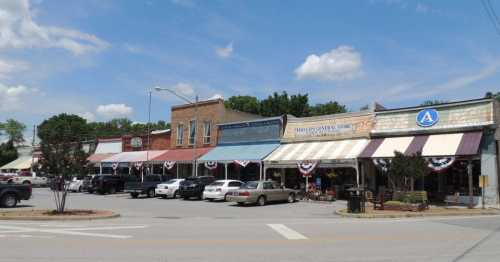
[203, 121, 211, 144]
[189, 120, 196, 145]
[176, 124, 184, 145]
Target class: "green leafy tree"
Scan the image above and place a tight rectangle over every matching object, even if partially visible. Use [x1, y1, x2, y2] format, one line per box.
[388, 151, 430, 192]
[224, 96, 261, 114]
[420, 100, 448, 106]
[0, 119, 26, 144]
[485, 91, 500, 102]
[38, 114, 90, 213]
[0, 141, 18, 167]
[310, 101, 347, 116]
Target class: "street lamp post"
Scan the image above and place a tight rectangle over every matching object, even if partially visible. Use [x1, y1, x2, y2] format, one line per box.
[153, 87, 199, 177]
[145, 89, 152, 182]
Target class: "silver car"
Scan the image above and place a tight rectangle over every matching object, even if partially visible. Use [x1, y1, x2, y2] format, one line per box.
[227, 181, 297, 206]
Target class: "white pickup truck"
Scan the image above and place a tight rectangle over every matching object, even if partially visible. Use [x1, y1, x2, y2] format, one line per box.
[10, 172, 48, 187]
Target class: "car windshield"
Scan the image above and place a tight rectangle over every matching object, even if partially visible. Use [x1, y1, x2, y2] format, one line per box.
[209, 182, 225, 186]
[242, 181, 259, 189]
[164, 179, 178, 184]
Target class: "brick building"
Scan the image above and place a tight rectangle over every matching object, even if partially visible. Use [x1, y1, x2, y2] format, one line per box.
[122, 129, 171, 152]
[171, 99, 260, 149]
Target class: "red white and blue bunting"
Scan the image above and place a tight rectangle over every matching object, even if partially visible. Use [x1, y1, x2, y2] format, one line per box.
[234, 160, 251, 168]
[112, 163, 119, 170]
[297, 161, 318, 176]
[204, 161, 218, 170]
[373, 158, 391, 172]
[427, 157, 455, 172]
[163, 161, 176, 170]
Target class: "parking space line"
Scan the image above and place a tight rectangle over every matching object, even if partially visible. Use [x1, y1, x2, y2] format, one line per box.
[267, 224, 308, 240]
[0, 224, 146, 239]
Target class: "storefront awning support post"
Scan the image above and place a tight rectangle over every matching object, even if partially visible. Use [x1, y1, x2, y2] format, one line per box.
[355, 159, 360, 187]
[259, 162, 262, 181]
[468, 160, 473, 209]
[99, 163, 102, 175]
[176, 164, 179, 179]
[225, 163, 228, 180]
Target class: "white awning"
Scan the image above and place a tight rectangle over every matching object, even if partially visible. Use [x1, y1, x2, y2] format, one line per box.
[264, 139, 369, 163]
[0, 156, 38, 170]
[95, 140, 122, 154]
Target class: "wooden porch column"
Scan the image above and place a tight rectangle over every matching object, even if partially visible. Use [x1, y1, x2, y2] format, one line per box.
[99, 163, 102, 175]
[176, 164, 179, 179]
[259, 162, 263, 181]
[468, 160, 473, 209]
[224, 163, 228, 180]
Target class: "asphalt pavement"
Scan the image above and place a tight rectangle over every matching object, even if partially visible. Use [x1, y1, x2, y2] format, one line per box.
[1, 188, 499, 262]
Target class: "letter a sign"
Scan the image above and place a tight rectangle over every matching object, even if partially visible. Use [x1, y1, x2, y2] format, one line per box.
[416, 109, 439, 127]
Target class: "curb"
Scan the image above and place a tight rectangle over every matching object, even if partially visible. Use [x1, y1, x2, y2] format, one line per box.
[335, 209, 500, 219]
[0, 210, 121, 221]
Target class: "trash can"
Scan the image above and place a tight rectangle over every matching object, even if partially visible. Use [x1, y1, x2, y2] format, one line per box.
[347, 187, 365, 213]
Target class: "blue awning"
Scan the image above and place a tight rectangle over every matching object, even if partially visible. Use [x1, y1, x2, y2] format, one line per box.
[198, 142, 280, 162]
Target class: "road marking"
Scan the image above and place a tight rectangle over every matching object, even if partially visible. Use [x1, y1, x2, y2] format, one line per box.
[0, 224, 147, 239]
[267, 224, 308, 240]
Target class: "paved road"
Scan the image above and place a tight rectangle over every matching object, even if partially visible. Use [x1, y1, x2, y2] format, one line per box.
[1, 188, 499, 262]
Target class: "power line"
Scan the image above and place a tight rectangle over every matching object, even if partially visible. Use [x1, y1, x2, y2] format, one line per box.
[481, 0, 500, 35]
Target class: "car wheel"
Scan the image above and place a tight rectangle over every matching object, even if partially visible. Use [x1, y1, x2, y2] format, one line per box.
[257, 196, 266, 206]
[173, 191, 178, 199]
[22, 181, 30, 185]
[1, 194, 17, 208]
[78, 186, 82, 193]
[237, 202, 245, 206]
[130, 192, 139, 198]
[224, 193, 229, 202]
[88, 189, 94, 194]
[161, 195, 167, 199]
[147, 189, 155, 198]
[108, 187, 116, 194]
[287, 193, 296, 203]
[208, 198, 213, 202]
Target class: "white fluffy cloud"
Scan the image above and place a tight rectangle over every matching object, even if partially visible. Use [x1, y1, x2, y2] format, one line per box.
[0, 59, 29, 79]
[215, 42, 233, 58]
[295, 45, 363, 81]
[0, 83, 39, 112]
[96, 104, 133, 118]
[172, 82, 195, 96]
[77, 111, 96, 122]
[0, 0, 109, 55]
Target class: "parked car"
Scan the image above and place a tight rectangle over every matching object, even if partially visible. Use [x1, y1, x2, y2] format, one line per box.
[124, 175, 169, 198]
[178, 176, 215, 200]
[11, 171, 48, 187]
[68, 176, 90, 192]
[89, 175, 138, 194]
[0, 183, 32, 208]
[155, 178, 184, 199]
[81, 175, 95, 192]
[227, 181, 297, 206]
[203, 180, 244, 201]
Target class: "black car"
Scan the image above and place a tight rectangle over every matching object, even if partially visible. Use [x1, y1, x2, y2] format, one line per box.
[0, 183, 32, 208]
[124, 174, 170, 198]
[178, 176, 215, 200]
[89, 175, 138, 194]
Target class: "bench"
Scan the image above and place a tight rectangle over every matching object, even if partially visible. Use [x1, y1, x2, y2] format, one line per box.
[444, 192, 460, 207]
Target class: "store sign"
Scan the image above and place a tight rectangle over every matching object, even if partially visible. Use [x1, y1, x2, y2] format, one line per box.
[130, 137, 143, 148]
[416, 109, 439, 127]
[295, 123, 353, 137]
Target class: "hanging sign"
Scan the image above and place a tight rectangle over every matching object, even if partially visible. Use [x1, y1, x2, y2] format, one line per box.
[297, 161, 318, 176]
[163, 161, 176, 170]
[234, 160, 251, 168]
[416, 108, 439, 127]
[427, 157, 455, 171]
[204, 161, 218, 170]
[373, 158, 391, 172]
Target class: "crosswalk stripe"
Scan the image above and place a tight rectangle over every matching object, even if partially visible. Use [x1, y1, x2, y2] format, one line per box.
[267, 224, 308, 240]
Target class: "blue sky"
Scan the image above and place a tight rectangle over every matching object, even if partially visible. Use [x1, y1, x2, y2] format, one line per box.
[1, 0, 499, 132]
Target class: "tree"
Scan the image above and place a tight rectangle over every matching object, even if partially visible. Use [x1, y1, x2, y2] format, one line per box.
[310, 101, 347, 116]
[38, 114, 90, 213]
[0, 140, 18, 167]
[420, 100, 448, 106]
[485, 91, 500, 102]
[388, 151, 430, 192]
[224, 96, 261, 115]
[0, 119, 26, 144]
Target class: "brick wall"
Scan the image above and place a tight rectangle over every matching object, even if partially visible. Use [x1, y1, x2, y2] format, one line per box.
[170, 99, 261, 148]
[122, 132, 171, 151]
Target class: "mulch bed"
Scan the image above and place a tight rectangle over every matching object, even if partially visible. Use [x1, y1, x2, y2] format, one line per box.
[0, 209, 119, 220]
[336, 206, 500, 218]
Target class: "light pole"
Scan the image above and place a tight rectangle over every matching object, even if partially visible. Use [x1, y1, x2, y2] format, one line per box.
[154, 86, 199, 177]
[145, 89, 152, 181]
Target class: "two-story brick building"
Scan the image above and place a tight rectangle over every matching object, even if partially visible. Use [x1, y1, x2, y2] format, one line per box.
[157, 98, 261, 177]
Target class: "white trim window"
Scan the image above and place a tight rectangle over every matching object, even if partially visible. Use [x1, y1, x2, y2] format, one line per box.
[203, 121, 211, 144]
[176, 124, 184, 145]
[189, 119, 196, 145]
